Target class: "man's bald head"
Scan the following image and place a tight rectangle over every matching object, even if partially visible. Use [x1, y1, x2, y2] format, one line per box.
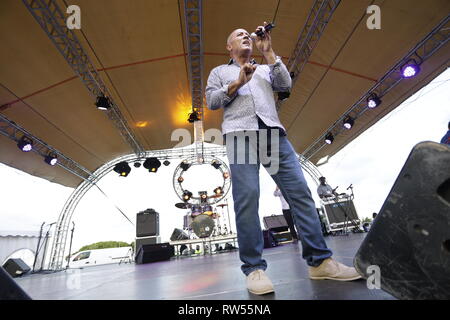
[226, 28, 253, 58]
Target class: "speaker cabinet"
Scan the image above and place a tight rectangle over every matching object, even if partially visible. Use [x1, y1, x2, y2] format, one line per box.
[136, 209, 159, 237]
[2, 258, 30, 278]
[354, 142, 450, 300]
[263, 215, 288, 232]
[135, 243, 174, 264]
[0, 267, 31, 300]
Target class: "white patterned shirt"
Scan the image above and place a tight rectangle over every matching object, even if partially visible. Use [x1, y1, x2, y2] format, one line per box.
[205, 57, 291, 134]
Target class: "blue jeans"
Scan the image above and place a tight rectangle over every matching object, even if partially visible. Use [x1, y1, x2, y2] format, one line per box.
[225, 123, 333, 276]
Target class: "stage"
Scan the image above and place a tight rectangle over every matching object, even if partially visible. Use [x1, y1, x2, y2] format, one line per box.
[15, 233, 395, 300]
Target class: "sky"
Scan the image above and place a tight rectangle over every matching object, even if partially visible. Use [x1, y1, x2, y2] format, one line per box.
[1, 67, 449, 260]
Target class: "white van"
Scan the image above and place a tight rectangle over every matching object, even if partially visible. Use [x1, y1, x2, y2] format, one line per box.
[68, 247, 133, 268]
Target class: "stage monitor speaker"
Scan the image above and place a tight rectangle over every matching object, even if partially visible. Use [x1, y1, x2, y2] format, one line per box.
[354, 141, 450, 300]
[2, 258, 31, 278]
[135, 236, 161, 254]
[170, 228, 189, 241]
[136, 209, 159, 237]
[0, 267, 31, 300]
[263, 215, 288, 232]
[135, 243, 174, 264]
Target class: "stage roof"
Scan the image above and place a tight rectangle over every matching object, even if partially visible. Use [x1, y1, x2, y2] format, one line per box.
[1, 0, 449, 188]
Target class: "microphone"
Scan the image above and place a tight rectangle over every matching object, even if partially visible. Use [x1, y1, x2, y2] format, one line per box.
[346, 184, 353, 190]
[251, 23, 275, 38]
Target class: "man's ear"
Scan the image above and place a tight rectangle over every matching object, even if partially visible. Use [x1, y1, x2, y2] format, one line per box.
[226, 43, 232, 52]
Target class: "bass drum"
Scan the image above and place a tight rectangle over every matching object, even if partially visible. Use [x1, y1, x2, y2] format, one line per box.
[191, 215, 215, 238]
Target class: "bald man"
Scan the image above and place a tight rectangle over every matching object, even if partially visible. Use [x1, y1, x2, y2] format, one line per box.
[206, 24, 361, 295]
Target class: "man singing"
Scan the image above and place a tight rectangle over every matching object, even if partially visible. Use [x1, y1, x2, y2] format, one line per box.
[206, 23, 361, 295]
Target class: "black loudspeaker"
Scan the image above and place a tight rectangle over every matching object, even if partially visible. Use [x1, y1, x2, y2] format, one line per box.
[354, 141, 450, 300]
[272, 231, 293, 243]
[136, 209, 159, 237]
[0, 267, 31, 300]
[2, 258, 30, 278]
[135, 243, 174, 264]
[263, 230, 278, 248]
[170, 228, 189, 241]
[263, 215, 288, 232]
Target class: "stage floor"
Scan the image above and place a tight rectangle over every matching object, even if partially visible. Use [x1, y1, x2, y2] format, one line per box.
[15, 233, 395, 300]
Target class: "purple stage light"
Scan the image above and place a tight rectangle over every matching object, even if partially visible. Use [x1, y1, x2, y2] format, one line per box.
[401, 61, 420, 78]
[367, 94, 382, 109]
[17, 136, 33, 152]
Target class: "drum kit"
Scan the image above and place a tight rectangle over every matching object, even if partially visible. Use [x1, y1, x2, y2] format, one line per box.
[174, 201, 232, 238]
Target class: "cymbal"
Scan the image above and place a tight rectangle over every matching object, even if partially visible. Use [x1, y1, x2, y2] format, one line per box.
[217, 203, 228, 207]
[175, 202, 190, 209]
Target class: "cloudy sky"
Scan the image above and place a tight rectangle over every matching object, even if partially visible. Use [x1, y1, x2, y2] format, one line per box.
[1, 68, 449, 257]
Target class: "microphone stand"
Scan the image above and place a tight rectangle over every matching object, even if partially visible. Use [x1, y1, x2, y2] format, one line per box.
[66, 222, 75, 269]
[32, 222, 45, 273]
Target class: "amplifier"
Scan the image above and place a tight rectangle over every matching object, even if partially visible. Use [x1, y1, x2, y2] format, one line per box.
[136, 209, 159, 237]
[2, 258, 30, 278]
[135, 243, 174, 264]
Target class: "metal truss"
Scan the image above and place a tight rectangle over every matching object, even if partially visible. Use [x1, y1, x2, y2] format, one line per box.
[0, 113, 93, 182]
[303, 15, 450, 161]
[184, 0, 205, 162]
[22, 0, 145, 157]
[48, 143, 227, 270]
[277, 0, 341, 110]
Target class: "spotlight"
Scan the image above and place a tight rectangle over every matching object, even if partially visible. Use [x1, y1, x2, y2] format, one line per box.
[367, 94, 382, 109]
[277, 91, 290, 101]
[401, 60, 420, 78]
[180, 161, 191, 171]
[182, 190, 192, 202]
[143, 157, 161, 173]
[343, 116, 354, 130]
[17, 136, 33, 152]
[223, 172, 230, 179]
[188, 111, 200, 123]
[133, 162, 141, 168]
[113, 161, 131, 177]
[214, 187, 223, 195]
[163, 160, 170, 166]
[177, 176, 184, 183]
[95, 95, 111, 110]
[325, 133, 334, 145]
[211, 160, 221, 169]
[44, 153, 58, 166]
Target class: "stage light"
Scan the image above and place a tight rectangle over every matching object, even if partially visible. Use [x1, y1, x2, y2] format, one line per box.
[343, 116, 354, 130]
[177, 176, 184, 183]
[17, 136, 33, 152]
[188, 111, 200, 123]
[180, 161, 191, 171]
[44, 153, 58, 166]
[143, 157, 161, 173]
[163, 160, 170, 166]
[182, 190, 192, 202]
[211, 160, 221, 169]
[95, 95, 111, 110]
[325, 133, 334, 145]
[214, 187, 223, 195]
[133, 162, 141, 168]
[113, 161, 131, 177]
[367, 94, 382, 109]
[223, 172, 230, 179]
[401, 60, 420, 78]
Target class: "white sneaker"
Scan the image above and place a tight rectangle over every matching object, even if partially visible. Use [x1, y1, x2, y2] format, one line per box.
[246, 269, 275, 295]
